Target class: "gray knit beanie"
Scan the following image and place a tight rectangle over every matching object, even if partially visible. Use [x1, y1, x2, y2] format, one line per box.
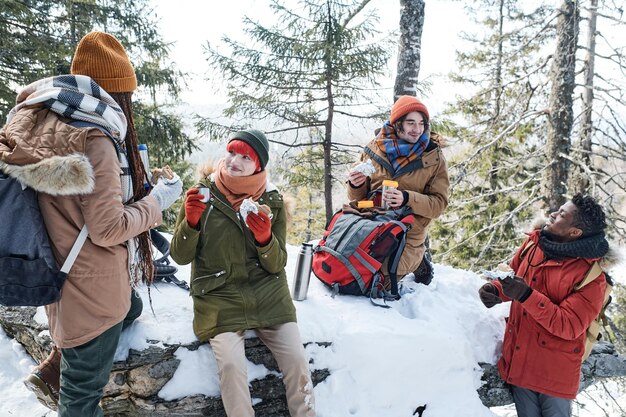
[228, 129, 270, 169]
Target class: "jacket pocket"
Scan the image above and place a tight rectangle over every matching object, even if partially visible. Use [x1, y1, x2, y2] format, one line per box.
[190, 269, 227, 296]
[537, 332, 584, 355]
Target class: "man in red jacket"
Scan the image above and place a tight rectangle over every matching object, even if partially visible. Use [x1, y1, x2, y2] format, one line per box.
[478, 194, 609, 417]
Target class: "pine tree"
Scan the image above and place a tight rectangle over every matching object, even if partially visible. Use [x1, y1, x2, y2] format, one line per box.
[433, 0, 553, 269]
[197, 0, 391, 223]
[0, 0, 197, 205]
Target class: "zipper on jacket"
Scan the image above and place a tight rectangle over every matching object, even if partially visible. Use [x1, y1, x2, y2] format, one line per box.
[194, 270, 226, 281]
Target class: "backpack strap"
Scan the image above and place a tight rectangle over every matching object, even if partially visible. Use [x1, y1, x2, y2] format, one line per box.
[574, 261, 603, 291]
[59, 224, 89, 274]
[386, 220, 411, 298]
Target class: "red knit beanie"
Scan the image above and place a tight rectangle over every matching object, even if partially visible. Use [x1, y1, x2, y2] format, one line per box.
[227, 140, 261, 171]
[390, 96, 430, 124]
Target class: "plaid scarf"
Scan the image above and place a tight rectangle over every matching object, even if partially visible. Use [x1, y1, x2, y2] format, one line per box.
[8, 75, 127, 141]
[8, 75, 142, 288]
[375, 121, 430, 173]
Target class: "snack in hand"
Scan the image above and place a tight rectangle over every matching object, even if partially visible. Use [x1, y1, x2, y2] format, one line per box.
[353, 159, 376, 177]
[478, 263, 514, 281]
[240, 198, 272, 222]
[151, 165, 174, 184]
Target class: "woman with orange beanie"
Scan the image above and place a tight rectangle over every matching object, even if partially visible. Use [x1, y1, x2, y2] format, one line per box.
[171, 129, 315, 417]
[347, 95, 449, 286]
[0, 32, 182, 415]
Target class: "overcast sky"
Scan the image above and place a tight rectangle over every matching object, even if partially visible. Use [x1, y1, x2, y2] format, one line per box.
[151, 0, 466, 112]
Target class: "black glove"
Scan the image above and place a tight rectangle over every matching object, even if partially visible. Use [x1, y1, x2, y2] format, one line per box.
[499, 276, 533, 302]
[478, 283, 502, 308]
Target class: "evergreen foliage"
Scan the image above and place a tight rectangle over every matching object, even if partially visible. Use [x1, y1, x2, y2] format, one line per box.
[433, 0, 554, 269]
[197, 0, 392, 223]
[0, 0, 197, 227]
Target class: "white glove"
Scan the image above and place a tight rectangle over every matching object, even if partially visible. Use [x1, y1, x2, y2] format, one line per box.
[150, 174, 183, 210]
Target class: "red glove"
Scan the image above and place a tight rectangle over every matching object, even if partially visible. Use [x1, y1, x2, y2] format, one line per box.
[246, 211, 272, 246]
[185, 188, 206, 229]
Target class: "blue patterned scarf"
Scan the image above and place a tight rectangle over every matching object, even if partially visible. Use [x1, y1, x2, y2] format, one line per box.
[375, 121, 430, 172]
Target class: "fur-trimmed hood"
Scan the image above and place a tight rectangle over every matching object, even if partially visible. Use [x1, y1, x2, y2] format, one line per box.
[529, 215, 620, 270]
[0, 106, 95, 195]
[0, 156, 94, 196]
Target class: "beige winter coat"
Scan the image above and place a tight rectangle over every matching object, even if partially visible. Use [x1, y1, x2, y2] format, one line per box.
[0, 107, 162, 348]
[347, 134, 449, 275]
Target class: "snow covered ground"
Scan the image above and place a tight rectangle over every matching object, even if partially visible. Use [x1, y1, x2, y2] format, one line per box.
[1, 241, 624, 417]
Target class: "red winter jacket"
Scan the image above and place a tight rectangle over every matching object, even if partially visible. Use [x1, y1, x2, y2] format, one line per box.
[492, 230, 606, 399]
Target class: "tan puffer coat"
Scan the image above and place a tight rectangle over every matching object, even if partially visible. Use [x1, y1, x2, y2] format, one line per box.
[0, 107, 162, 348]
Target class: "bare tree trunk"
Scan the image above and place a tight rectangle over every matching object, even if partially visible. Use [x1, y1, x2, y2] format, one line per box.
[488, 0, 506, 204]
[569, 0, 598, 195]
[542, 0, 579, 211]
[393, 0, 425, 101]
[323, 1, 335, 224]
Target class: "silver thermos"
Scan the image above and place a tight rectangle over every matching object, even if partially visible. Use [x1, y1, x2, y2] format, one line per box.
[291, 243, 314, 301]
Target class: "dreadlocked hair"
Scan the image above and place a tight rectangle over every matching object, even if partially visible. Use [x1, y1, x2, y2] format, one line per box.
[109, 92, 154, 283]
[571, 193, 607, 236]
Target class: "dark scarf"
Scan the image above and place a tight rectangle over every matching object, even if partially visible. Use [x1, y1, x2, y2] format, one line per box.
[538, 230, 609, 260]
[375, 121, 430, 172]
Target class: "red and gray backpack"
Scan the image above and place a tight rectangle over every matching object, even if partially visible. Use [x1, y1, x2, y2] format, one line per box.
[312, 203, 414, 307]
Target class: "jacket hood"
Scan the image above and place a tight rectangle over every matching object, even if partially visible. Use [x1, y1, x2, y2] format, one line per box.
[0, 155, 94, 196]
[0, 106, 95, 195]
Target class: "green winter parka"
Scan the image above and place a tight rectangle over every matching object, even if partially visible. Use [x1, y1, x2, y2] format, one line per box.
[170, 177, 296, 341]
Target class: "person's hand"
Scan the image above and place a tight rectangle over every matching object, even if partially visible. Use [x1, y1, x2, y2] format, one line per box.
[383, 187, 406, 208]
[150, 174, 183, 211]
[151, 165, 174, 184]
[184, 188, 206, 229]
[478, 283, 502, 308]
[348, 170, 367, 187]
[246, 211, 272, 246]
[499, 276, 533, 302]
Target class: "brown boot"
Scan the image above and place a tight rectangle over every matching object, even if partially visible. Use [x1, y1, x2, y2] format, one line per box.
[23, 346, 61, 411]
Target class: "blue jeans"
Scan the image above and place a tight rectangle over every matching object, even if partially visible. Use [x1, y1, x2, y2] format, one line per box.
[58, 291, 142, 417]
[511, 385, 572, 417]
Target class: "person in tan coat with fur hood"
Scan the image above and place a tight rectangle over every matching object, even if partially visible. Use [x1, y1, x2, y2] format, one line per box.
[171, 129, 315, 417]
[0, 32, 182, 415]
[347, 96, 450, 286]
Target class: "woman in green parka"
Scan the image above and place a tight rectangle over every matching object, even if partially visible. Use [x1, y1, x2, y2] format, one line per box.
[170, 129, 315, 417]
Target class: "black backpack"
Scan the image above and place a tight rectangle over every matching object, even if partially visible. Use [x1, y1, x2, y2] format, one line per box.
[0, 170, 88, 306]
[0, 121, 115, 306]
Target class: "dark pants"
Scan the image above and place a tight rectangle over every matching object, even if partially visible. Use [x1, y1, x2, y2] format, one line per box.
[58, 291, 143, 417]
[511, 385, 572, 417]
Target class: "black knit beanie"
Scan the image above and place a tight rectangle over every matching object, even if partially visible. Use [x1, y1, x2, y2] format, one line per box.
[228, 129, 270, 170]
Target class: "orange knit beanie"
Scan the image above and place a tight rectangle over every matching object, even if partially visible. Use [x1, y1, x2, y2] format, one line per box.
[71, 32, 137, 92]
[390, 95, 430, 124]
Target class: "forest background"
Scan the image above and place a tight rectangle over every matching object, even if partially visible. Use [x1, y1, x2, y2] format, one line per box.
[1, 0, 626, 408]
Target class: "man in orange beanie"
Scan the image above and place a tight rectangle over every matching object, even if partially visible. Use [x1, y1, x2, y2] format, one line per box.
[347, 95, 449, 291]
[9, 31, 182, 416]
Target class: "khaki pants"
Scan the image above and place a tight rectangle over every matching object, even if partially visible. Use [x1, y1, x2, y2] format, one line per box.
[210, 322, 316, 417]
